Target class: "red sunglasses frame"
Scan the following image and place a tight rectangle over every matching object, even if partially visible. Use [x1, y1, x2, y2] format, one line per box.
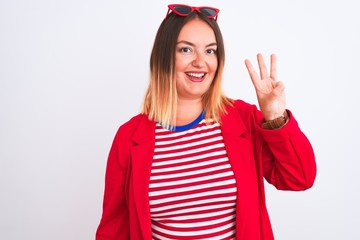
[166, 4, 220, 21]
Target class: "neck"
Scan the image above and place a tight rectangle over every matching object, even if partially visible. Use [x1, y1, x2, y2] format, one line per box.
[176, 98, 203, 126]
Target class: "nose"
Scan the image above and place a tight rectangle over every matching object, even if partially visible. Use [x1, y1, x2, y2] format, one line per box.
[192, 52, 205, 68]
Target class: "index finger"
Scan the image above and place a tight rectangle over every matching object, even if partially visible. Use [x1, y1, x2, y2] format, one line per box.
[245, 58, 261, 88]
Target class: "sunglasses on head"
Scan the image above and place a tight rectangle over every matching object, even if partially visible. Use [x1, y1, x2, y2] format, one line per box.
[166, 4, 220, 21]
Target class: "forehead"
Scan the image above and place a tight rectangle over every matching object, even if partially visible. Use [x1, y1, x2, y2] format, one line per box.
[177, 18, 216, 44]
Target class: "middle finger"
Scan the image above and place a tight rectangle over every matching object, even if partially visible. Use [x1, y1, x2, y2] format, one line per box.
[257, 53, 269, 80]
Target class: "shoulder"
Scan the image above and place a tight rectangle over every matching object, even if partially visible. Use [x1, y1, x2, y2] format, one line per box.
[119, 114, 146, 131]
[221, 99, 266, 130]
[226, 99, 261, 119]
[232, 99, 256, 110]
[114, 114, 153, 142]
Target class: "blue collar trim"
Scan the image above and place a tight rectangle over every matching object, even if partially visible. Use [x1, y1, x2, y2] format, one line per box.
[171, 111, 205, 132]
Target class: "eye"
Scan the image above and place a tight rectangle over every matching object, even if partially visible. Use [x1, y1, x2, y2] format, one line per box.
[179, 47, 192, 53]
[206, 49, 217, 54]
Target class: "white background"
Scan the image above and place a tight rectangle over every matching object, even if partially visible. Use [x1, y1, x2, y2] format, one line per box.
[1, 0, 359, 239]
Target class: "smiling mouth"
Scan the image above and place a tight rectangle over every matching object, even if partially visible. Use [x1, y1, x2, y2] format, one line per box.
[186, 72, 206, 82]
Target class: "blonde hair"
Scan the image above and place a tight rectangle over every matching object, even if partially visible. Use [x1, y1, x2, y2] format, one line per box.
[142, 12, 232, 129]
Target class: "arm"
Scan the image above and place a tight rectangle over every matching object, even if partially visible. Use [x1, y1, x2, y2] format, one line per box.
[257, 110, 316, 190]
[96, 128, 130, 239]
[245, 54, 316, 190]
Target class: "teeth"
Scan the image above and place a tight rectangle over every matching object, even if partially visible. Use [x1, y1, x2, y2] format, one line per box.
[187, 72, 205, 78]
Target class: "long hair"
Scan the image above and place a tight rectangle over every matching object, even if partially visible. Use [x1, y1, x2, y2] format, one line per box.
[141, 12, 232, 129]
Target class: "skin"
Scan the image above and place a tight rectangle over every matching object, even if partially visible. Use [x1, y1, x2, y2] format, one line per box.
[245, 54, 286, 121]
[174, 18, 286, 125]
[175, 18, 218, 125]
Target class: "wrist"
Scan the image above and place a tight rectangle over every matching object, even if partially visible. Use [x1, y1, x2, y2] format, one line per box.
[261, 110, 289, 129]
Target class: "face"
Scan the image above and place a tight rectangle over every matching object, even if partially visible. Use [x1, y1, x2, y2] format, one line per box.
[175, 18, 218, 101]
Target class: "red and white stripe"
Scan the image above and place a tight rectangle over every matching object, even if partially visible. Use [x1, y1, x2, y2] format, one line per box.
[149, 120, 237, 239]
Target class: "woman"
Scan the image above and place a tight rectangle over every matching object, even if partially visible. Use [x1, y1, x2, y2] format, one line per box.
[96, 4, 316, 240]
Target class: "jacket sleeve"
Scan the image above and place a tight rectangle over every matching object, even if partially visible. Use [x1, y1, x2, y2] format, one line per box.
[256, 109, 317, 191]
[96, 126, 130, 239]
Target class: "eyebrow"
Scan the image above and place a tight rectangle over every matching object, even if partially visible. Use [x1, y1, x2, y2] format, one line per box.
[176, 40, 217, 48]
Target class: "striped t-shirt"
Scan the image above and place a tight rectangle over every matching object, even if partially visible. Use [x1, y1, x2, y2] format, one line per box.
[149, 116, 237, 240]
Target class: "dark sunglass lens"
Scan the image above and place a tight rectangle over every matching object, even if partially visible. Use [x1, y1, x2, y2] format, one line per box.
[200, 8, 216, 17]
[173, 6, 192, 14]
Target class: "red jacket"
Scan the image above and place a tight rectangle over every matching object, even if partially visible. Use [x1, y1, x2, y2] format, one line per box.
[96, 100, 316, 239]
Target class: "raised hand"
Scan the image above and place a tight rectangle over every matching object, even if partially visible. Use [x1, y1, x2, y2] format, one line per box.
[245, 53, 286, 121]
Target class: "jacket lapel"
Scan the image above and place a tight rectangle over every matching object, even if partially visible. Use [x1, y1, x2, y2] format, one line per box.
[130, 115, 155, 239]
[221, 105, 248, 188]
[221, 106, 261, 239]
